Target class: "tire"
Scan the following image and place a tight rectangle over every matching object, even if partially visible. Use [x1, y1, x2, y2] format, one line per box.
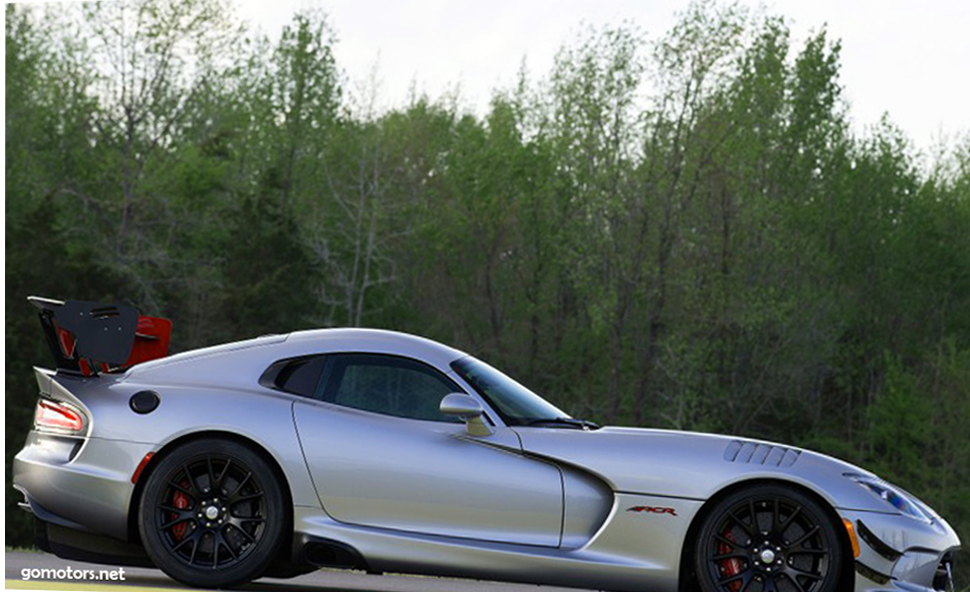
[693, 484, 844, 592]
[138, 439, 286, 588]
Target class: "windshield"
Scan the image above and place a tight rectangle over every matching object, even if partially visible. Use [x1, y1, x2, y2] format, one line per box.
[451, 357, 567, 425]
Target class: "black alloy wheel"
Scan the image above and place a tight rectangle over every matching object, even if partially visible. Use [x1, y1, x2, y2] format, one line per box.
[694, 484, 844, 592]
[139, 439, 286, 587]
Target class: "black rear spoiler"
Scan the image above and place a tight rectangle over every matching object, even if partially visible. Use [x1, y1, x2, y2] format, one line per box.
[29, 296, 172, 376]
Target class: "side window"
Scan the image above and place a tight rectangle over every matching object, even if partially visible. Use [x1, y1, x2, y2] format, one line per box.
[322, 354, 461, 422]
[261, 356, 328, 398]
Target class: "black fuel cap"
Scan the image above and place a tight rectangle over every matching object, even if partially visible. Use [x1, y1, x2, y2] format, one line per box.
[130, 390, 160, 414]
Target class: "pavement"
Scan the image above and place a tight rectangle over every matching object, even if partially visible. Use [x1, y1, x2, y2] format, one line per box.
[5, 551, 592, 592]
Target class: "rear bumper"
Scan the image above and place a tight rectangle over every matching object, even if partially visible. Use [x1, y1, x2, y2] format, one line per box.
[29, 516, 154, 568]
[13, 430, 154, 541]
[838, 508, 960, 592]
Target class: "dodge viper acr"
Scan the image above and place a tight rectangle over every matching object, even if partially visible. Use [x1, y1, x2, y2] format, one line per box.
[13, 297, 960, 592]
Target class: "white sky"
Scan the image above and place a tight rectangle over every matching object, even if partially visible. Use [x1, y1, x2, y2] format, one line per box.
[236, 0, 970, 155]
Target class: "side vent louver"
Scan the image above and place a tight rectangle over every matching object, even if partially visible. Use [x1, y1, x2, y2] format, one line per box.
[724, 440, 800, 467]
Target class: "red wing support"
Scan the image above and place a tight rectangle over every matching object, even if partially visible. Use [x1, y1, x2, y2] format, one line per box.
[28, 296, 172, 376]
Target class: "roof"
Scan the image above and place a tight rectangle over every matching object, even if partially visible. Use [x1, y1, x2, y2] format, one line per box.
[124, 328, 469, 387]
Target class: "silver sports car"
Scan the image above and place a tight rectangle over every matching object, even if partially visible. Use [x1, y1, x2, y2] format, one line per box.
[13, 297, 960, 592]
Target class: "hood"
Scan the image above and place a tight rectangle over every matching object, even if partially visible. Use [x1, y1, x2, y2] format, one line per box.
[514, 426, 889, 512]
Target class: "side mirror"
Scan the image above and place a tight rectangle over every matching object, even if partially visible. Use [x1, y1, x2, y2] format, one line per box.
[440, 393, 493, 436]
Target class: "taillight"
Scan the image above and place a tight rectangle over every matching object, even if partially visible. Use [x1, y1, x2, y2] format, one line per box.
[34, 399, 86, 434]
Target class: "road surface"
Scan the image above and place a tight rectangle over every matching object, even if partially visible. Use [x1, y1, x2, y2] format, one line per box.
[5, 551, 597, 592]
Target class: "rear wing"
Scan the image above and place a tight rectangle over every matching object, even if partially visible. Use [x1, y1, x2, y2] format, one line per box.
[28, 296, 172, 376]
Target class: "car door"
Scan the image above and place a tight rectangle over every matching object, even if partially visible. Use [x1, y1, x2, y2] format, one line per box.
[292, 353, 564, 547]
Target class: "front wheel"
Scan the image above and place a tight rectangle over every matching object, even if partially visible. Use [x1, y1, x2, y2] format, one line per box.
[693, 484, 844, 592]
[138, 439, 286, 587]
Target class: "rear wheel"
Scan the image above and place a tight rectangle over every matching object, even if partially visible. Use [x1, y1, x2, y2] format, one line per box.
[139, 439, 285, 587]
[694, 484, 844, 592]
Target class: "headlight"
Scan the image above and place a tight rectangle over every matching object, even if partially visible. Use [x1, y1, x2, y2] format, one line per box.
[848, 474, 931, 522]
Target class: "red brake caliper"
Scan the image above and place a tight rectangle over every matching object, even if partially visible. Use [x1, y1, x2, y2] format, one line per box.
[718, 527, 743, 592]
[171, 480, 190, 541]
